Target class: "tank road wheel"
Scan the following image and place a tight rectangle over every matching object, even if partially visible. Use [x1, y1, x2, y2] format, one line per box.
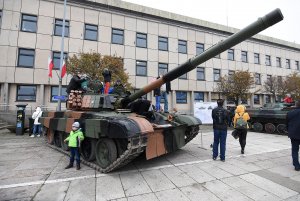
[277, 124, 287, 135]
[60, 132, 69, 151]
[115, 139, 128, 157]
[46, 128, 54, 144]
[264, 123, 276, 134]
[252, 122, 263, 132]
[81, 138, 96, 161]
[95, 139, 117, 169]
[53, 131, 61, 147]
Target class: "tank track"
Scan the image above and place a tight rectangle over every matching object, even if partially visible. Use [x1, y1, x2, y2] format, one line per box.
[46, 135, 147, 173]
[185, 125, 200, 144]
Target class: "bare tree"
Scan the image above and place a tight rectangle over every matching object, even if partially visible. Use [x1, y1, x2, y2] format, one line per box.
[263, 76, 280, 102]
[215, 71, 254, 106]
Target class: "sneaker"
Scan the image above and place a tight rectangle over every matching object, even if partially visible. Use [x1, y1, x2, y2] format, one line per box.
[37, 134, 40, 137]
[221, 159, 225, 162]
[295, 167, 300, 171]
[65, 164, 73, 169]
[241, 149, 245, 154]
[30, 134, 35, 138]
[213, 157, 217, 160]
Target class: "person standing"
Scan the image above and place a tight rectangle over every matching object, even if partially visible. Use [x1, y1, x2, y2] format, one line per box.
[31, 107, 43, 137]
[102, 68, 112, 94]
[66, 72, 86, 94]
[160, 76, 171, 113]
[233, 105, 250, 154]
[286, 100, 300, 171]
[153, 76, 161, 111]
[64, 122, 85, 170]
[211, 99, 228, 161]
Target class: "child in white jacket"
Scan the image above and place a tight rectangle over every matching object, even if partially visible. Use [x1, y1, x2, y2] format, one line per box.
[31, 107, 43, 137]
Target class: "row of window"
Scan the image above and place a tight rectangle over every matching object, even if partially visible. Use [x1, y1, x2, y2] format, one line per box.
[16, 85, 205, 104]
[15, 12, 299, 69]
[16, 47, 271, 83]
[17, 84, 269, 105]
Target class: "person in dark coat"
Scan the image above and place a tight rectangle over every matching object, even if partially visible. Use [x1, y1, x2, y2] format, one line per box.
[102, 68, 112, 94]
[286, 100, 300, 171]
[66, 72, 86, 94]
[211, 99, 228, 162]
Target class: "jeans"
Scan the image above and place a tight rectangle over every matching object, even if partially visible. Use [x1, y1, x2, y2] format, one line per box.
[33, 124, 41, 135]
[70, 147, 80, 165]
[161, 91, 169, 112]
[155, 96, 161, 111]
[213, 129, 227, 160]
[291, 138, 300, 168]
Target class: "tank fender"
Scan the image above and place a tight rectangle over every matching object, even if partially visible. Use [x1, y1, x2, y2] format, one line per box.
[173, 115, 202, 126]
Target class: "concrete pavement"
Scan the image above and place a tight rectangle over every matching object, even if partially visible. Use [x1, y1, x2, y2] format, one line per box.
[0, 127, 300, 201]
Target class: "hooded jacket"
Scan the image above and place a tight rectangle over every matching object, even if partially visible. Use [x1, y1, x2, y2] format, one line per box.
[65, 129, 85, 147]
[32, 107, 42, 125]
[233, 105, 250, 128]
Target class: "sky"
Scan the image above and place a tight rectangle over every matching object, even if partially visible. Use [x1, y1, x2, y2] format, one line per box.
[123, 0, 300, 44]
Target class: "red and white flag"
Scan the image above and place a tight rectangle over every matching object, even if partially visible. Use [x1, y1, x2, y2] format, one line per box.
[61, 59, 67, 78]
[48, 56, 54, 78]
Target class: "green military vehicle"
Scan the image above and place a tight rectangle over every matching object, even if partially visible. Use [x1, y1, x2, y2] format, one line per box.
[247, 103, 294, 134]
[39, 9, 283, 173]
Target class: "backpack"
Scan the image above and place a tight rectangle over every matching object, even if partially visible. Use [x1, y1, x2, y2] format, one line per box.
[236, 113, 247, 130]
[215, 108, 225, 125]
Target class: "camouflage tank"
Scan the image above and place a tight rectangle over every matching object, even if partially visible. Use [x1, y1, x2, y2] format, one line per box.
[40, 9, 283, 173]
[247, 102, 294, 134]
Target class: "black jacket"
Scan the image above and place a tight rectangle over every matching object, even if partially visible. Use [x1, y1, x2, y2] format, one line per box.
[154, 87, 161, 96]
[212, 106, 228, 130]
[163, 82, 171, 94]
[66, 75, 86, 93]
[102, 70, 111, 82]
[286, 107, 300, 140]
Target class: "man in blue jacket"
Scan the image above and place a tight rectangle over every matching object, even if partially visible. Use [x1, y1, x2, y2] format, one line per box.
[286, 100, 300, 171]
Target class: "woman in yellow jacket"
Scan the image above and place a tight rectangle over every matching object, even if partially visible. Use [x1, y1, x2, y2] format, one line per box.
[233, 105, 250, 154]
[64, 122, 85, 170]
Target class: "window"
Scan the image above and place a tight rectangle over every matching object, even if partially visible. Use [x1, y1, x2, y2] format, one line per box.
[265, 95, 271, 103]
[194, 92, 204, 102]
[21, 14, 37, 33]
[0, 10, 2, 30]
[213, 69, 221, 81]
[54, 19, 69, 37]
[241, 51, 248, 62]
[178, 40, 187, 54]
[51, 86, 68, 102]
[112, 28, 124, 45]
[179, 73, 187, 79]
[228, 70, 235, 80]
[265, 55, 271, 66]
[286, 59, 290, 69]
[227, 96, 235, 104]
[228, 49, 234, 61]
[18, 48, 35, 67]
[255, 73, 261, 85]
[16, 85, 36, 101]
[196, 43, 204, 55]
[158, 63, 168, 76]
[84, 24, 98, 41]
[53, 52, 68, 70]
[176, 91, 187, 104]
[296, 61, 299, 70]
[267, 74, 272, 82]
[136, 33, 147, 48]
[158, 36, 168, 51]
[254, 94, 260, 104]
[136, 60, 147, 76]
[197, 67, 205, 80]
[254, 53, 260, 64]
[276, 57, 281, 67]
[241, 98, 248, 104]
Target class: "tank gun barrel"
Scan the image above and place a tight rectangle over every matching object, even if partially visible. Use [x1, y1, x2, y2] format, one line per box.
[125, 8, 283, 105]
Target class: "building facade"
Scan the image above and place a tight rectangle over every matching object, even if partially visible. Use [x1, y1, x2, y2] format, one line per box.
[0, 0, 300, 113]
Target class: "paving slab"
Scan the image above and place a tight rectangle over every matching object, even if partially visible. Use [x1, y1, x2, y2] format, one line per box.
[33, 181, 69, 201]
[180, 183, 221, 201]
[120, 172, 152, 197]
[65, 178, 96, 201]
[141, 169, 175, 192]
[96, 174, 125, 201]
[160, 166, 197, 187]
[155, 188, 190, 201]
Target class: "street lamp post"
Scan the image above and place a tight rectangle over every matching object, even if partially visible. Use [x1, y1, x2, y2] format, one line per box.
[57, 0, 67, 111]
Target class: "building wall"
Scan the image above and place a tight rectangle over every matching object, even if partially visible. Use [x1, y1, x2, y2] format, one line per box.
[0, 0, 300, 113]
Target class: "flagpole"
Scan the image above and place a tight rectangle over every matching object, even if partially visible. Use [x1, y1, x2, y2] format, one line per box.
[58, 0, 67, 111]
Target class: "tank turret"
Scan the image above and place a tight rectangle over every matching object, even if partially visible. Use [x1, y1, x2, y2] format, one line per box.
[39, 9, 283, 173]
